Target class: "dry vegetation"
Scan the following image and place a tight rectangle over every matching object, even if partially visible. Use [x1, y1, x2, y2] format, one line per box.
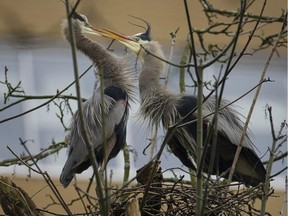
[0, 0, 287, 215]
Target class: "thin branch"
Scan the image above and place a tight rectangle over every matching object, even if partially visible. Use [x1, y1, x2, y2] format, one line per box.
[227, 9, 287, 186]
[263, 151, 288, 165]
[0, 65, 93, 123]
[64, 1, 106, 215]
[164, 27, 179, 87]
[183, 0, 199, 79]
[1, 141, 66, 167]
[260, 107, 278, 215]
[19, 138, 73, 215]
[204, 6, 285, 23]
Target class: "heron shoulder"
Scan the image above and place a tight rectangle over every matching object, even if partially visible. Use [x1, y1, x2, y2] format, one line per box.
[175, 95, 198, 117]
[104, 86, 128, 101]
[89, 86, 128, 118]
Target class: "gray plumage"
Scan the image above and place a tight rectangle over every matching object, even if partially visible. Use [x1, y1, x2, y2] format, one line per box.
[59, 13, 135, 187]
[139, 35, 265, 186]
[102, 24, 266, 186]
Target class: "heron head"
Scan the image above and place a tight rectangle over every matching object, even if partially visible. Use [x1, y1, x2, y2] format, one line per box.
[87, 20, 152, 55]
[130, 17, 152, 42]
[123, 18, 152, 53]
[73, 14, 152, 54]
[69, 11, 104, 36]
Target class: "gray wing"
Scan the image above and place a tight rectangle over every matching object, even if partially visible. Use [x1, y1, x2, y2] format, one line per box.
[60, 86, 128, 187]
[166, 95, 266, 186]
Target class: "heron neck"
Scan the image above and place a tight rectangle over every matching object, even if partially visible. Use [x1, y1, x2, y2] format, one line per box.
[139, 41, 165, 95]
[63, 22, 134, 100]
[139, 45, 179, 125]
[71, 34, 116, 75]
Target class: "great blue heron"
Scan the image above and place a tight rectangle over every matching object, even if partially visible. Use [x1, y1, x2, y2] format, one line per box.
[88, 23, 266, 186]
[59, 12, 135, 187]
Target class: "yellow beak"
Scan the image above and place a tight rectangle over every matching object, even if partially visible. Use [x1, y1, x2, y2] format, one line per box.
[84, 25, 142, 52]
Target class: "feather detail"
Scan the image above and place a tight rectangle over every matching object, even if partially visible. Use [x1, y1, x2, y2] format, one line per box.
[60, 17, 134, 187]
[136, 39, 266, 186]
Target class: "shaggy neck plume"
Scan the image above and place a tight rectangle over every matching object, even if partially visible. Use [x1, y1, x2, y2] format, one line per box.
[62, 20, 134, 100]
[138, 41, 180, 126]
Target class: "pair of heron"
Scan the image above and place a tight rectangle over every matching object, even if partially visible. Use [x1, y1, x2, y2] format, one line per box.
[60, 11, 266, 187]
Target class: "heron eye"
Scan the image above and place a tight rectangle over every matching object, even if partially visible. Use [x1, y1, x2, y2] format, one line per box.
[84, 21, 89, 27]
[76, 14, 88, 24]
[132, 37, 140, 42]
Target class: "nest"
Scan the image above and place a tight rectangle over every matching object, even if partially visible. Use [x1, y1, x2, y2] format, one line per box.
[0, 163, 268, 216]
[92, 163, 266, 215]
[108, 182, 265, 215]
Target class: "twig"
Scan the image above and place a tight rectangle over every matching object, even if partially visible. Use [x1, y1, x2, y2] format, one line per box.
[196, 60, 204, 215]
[149, 127, 158, 161]
[64, 1, 106, 215]
[260, 107, 278, 215]
[6, 146, 41, 175]
[19, 138, 73, 215]
[227, 9, 287, 186]
[263, 151, 288, 165]
[280, 176, 288, 216]
[1, 141, 66, 167]
[122, 143, 130, 186]
[183, 0, 199, 79]
[139, 125, 178, 211]
[164, 27, 179, 87]
[204, 5, 285, 23]
[179, 36, 190, 93]
[0, 65, 93, 123]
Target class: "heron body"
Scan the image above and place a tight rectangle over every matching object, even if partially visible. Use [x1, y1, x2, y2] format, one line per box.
[167, 95, 266, 186]
[59, 14, 134, 187]
[98, 26, 266, 186]
[140, 41, 265, 186]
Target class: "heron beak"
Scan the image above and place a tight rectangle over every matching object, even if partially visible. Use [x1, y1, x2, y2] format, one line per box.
[81, 23, 105, 37]
[70, 10, 138, 47]
[85, 26, 142, 52]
